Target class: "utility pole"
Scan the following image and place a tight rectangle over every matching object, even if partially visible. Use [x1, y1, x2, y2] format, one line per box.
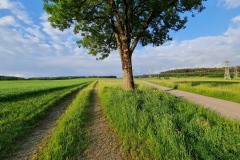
[224, 59, 231, 80]
[235, 66, 238, 79]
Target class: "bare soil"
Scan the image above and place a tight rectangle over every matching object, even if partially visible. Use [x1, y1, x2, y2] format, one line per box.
[143, 81, 240, 120]
[82, 85, 127, 160]
[6, 89, 80, 160]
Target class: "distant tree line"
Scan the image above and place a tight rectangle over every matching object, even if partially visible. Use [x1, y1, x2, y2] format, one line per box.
[134, 75, 151, 78]
[28, 76, 117, 80]
[0, 76, 25, 80]
[0, 75, 117, 81]
[135, 66, 240, 78]
[160, 67, 225, 77]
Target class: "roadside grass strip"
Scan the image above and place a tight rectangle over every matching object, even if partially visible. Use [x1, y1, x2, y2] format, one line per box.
[146, 78, 240, 103]
[0, 81, 91, 158]
[35, 82, 95, 160]
[99, 80, 240, 160]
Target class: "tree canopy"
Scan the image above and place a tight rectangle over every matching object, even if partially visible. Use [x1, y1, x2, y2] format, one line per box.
[44, 0, 206, 59]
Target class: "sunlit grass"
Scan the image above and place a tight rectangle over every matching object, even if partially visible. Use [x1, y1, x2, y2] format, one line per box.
[99, 79, 240, 159]
[0, 79, 91, 101]
[2, 78, 240, 159]
[35, 82, 95, 159]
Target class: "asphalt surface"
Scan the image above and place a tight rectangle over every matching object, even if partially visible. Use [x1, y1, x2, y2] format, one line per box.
[142, 81, 240, 120]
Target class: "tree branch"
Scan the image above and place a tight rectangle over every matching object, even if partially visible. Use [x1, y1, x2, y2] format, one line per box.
[130, 12, 156, 53]
[110, 0, 124, 35]
[109, 16, 123, 56]
[133, 1, 146, 14]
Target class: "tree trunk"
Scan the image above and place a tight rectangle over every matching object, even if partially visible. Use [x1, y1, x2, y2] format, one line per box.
[121, 51, 134, 90]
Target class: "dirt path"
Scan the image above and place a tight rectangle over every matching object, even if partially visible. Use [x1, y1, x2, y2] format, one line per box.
[7, 89, 80, 160]
[143, 81, 240, 120]
[83, 85, 126, 160]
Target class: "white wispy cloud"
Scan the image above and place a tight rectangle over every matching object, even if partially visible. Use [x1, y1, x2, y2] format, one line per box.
[231, 15, 240, 25]
[25, 26, 45, 39]
[221, 0, 240, 9]
[0, 0, 12, 9]
[0, 16, 17, 26]
[40, 13, 79, 52]
[0, 0, 32, 24]
[0, 0, 121, 77]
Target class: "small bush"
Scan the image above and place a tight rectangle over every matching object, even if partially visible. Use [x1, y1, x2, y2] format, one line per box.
[191, 82, 200, 86]
[173, 84, 179, 89]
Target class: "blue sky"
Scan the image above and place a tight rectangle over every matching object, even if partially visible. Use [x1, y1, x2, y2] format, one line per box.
[0, 0, 240, 77]
[172, 0, 240, 39]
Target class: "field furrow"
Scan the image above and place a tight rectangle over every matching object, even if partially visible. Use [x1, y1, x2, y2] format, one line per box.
[7, 89, 80, 160]
[0, 79, 92, 158]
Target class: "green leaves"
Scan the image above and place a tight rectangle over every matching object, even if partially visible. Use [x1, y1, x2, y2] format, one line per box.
[43, 0, 206, 58]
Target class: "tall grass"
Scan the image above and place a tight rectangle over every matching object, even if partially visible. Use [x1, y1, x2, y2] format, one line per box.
[146, 77, 240, 103]
[0, 80, 91, 158]
[35, 82, 95, 160]
[99, 80, 240, 160]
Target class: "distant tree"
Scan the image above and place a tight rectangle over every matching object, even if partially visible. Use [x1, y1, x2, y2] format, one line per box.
[43, 0, 206, 90]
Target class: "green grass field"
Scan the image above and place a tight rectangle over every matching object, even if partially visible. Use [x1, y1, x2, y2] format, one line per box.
[0, 79, 91, 101]
[0, 78, 240, 159]
[99, 80, 240, 159]
[144, 77, 240, 103]
[0, 79, 92, 158]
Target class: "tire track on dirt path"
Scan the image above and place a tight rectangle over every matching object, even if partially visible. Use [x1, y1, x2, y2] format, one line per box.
[82, 84, 126, 160]
[6, 89, 81, 160]
[143, 81, 240, 120]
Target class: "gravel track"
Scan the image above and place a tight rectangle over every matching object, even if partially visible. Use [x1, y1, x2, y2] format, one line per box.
[82, 85, 127, 160]
[143, 81, 240, 120]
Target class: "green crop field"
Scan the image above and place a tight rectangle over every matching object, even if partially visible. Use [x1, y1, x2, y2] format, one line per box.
[144, 77, 240, 103]
[0, 79, 92, 101]
[0, 78, 240, 159]
[0, 79, 92, 158]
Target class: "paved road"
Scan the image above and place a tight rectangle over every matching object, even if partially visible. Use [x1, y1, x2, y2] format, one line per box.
[142, 81, 240, 120]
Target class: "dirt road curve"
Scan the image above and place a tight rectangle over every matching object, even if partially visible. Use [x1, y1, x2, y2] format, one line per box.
[142, 81, 240, 120]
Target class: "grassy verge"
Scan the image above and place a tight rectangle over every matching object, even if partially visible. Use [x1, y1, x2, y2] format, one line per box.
[145, 77, 240, 103]
[99, 80, 240, 160]
[35, 82, 95, 159]
[0, 82, 91, 158]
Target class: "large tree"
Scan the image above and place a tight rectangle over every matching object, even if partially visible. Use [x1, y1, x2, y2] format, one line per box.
[43, 0, 206, 90]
